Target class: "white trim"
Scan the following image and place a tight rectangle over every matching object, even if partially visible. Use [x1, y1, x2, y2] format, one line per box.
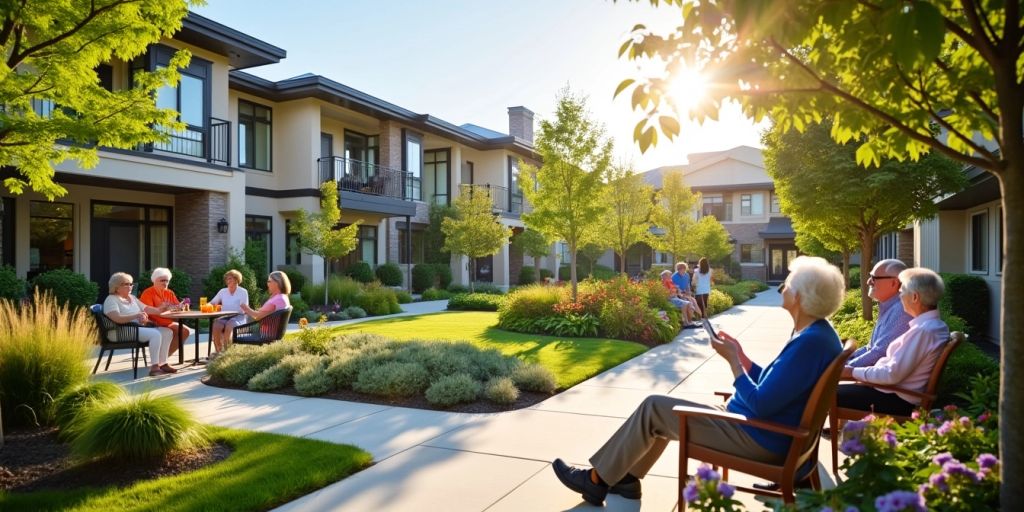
[968, 209, 989, 275]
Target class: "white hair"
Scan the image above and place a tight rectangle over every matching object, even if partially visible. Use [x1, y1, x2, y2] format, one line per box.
[785, 256, 845, 319]
[151, 267, 172, 282]
[660, 269, 673, 278]
[899, 268, 945, 309]
[875, 258, 908, 277]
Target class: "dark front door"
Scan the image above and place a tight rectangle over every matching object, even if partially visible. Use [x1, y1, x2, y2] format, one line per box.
[768, 243, 799, 282]
[91, 221, 142, 299]
[474, 255, 493, 283]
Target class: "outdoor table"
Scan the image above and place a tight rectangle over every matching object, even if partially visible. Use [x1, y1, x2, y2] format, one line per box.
[161, 310, 242, 365]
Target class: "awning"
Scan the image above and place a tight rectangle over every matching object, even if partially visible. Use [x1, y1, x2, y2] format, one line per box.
[759, 216, 796, 240]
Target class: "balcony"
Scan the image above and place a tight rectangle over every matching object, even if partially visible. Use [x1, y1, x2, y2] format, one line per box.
[146, 118, 231, 166]
[318, 156, 412, 201]
[459, 184, 531, 215]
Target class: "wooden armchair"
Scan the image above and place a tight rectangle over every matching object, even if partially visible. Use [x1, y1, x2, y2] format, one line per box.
[674, 341, 855, 508]
[90, 304, 149, 379]
[829, 331, 965, 475]
[232, 306, 292, 346]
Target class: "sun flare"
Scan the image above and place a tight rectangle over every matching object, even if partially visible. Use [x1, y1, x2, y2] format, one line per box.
[669, 67, 710, 113]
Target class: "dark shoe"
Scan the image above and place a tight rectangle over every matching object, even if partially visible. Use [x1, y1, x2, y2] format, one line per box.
[608, 474, 642, 499]
[751, 479, 814, 491]
[820, 427, 833, 439]
[552, 458, 607, 506]
[160, 364, 179, 374]
[148, 367, 167, 377]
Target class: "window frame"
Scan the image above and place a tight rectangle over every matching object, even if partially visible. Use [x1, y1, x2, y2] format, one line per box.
[402, 129, 423, 201]
[244, 214, 273, 277]
[969, 210, 989, 274]
[285, 219, 301, 265]
[238, 98, 272, 171]
[29, 200, 75, 275]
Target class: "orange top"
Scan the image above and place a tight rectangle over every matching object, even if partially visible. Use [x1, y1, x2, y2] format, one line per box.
[139, 286, 180, 327]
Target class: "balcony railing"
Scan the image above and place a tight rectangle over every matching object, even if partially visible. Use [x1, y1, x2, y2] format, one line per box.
[459, 183, 531, 215]
[148, 118, 230, 166]
[318, 156, 412, 200]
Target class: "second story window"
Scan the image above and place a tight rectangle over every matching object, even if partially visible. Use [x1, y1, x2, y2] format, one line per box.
[403, 130, 423, 201]
[702, 196, 732, 221]
[239, 100, 272, 171]
[740, 193, 764, 216]
[508, 156, 523, 214]
[770, 193, 781, 214]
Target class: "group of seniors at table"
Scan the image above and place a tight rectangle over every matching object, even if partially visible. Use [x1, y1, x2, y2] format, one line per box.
[101, 268, 292, 375]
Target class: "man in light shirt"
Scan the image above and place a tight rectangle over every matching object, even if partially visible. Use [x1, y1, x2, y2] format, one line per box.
[846, 259, 913, 368]
[838, 267, 950, 416]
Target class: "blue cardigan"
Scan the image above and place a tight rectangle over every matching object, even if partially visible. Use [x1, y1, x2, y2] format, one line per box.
[726, 319, 842, 454]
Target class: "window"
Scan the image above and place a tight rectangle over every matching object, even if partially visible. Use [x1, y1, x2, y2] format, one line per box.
[653, 251, 671, 265]
[1, 197, 14, 267]
[403, 130, 422, 200]
[702, 196, 731, 221]
[245, 215, 272, 278]
[424, 149, 450, 205]
[770, 193, 781, 214]
[91, 203, 172, 279]
[508, 156, 523, 213]
[131, 45, 212, 160]
[399, 228, 426, 264]
[285, 219, 300, 265]
[740, 193, 764, 216]
[740, 243, 764, 263]
[239, 99, 271, 171]
[30, 201, 74, 277]
[339, 225, 378, 269]
[998, 208, 1004, 274]
[970, 211, 988, 273]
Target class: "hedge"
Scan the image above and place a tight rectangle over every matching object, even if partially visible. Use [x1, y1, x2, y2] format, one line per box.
[345, 262, 375, 283]
[0, 265, 27, 302]
[31, 269, 98, 309]
[375, 263, 403, 287]
[447, 293, 504, 311]
[939, 273, 990, 338]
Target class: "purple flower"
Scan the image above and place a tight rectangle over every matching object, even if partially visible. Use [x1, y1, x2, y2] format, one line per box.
[840, 438, 866, 456]
[958, 416, 971, 427]
[843, 419, 868, 437]
[928, 472, 949, 492]
[978, 412, 990, 423]
[875, 490, 926, 512]
[821, 508, 833, 512]
[845, 507, 860, 512]
[919, 423, 935, 434]
[696, 464, 720, 482]
[716, 481, 735, 498]
[977, 453, 998, 469]
[932, 452, 954, 466]
[883, 430, 898, 447]
[683, 482, 700, 503]
[942, 461, 980, 482]
[936, 421, 954, 436]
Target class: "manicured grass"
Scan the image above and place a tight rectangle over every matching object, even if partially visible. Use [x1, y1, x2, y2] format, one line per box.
[316, 311, 648, 389]
[0, 427, 372, 512]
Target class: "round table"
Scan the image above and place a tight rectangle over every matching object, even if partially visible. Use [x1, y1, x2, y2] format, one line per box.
[161, 310, 242, 364]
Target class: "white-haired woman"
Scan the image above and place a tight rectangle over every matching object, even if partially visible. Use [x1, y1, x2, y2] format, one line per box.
[102, 272, 175, 376]
[838, 267, 950, 415]
[139, 267, 190, 364]
[551, 256, 846, 506]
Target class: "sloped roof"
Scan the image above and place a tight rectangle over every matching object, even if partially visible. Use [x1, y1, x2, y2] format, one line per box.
[641, 145, 767, 189]
[758, 216, 796, 239]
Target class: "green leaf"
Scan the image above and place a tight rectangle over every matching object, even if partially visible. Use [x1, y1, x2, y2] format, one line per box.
[614, 79, 635, 98]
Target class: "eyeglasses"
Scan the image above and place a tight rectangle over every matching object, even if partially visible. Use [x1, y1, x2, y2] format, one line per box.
[776, 283, 786, 294]
[120, 282, 134, 287]
[868, 274, 897, 281]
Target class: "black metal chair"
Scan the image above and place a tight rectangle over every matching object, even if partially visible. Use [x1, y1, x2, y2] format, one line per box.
[232, 306, 292, 346]
[90, 304, 149, 379]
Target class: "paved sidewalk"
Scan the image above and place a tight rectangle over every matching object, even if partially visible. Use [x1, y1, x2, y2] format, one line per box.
[98, 293, 838, 511]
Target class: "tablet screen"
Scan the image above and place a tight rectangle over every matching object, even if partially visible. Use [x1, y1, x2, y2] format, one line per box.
[702, 318, 720, 341]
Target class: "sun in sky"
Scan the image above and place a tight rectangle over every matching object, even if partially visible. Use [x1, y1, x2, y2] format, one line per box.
[668, 65, 710, 116]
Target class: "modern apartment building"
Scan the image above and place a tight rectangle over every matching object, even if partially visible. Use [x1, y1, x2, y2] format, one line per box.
[0, 13, 538, 295]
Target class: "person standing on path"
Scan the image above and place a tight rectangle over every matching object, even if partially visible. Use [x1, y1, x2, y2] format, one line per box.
[693, 257, 713, 317]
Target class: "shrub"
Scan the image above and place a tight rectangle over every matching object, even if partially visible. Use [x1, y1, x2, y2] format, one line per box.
[279, 265, 308, 294]
[345, 261, 375, 283]
[712, 268, 736, 285]
[53, 381, 126, 440]
[357, 283, 401, 316]
[343, 306, 366, 319]
[203, 252, 261, 305]
[289, 293, 310, 316]
[71, 393, 208, 461]
[497, 284, 562, 329]
[738, 280, 769, 293]
[539, 268, 554, 281]
[247, 353, 322, 391]
[421, 287, 452, 301]
[0, 292, 93, 428]
[293, 360, 333, 396]
[304, 275, 363, 307]
[425, 373, 481, 407]
[511, 363, 557, 393]
[939, 273, 990, 338]
[432, 263, 453, 289]
[519, 265, 539, 285]
[447, 293, 504, 311]
[445, 283, 470, 294]
[535, 313, 600, 337]
[715, 283, 755, 305]
[834, 317, 875, 346]
[939, 341, 999, 401]
[559, 264, 616, 281]
[452, 282, 503, 295]
[30, 268, 98, 309]
[353, 361, 430, 397]
[327, 311, 349, 321]
[484, 377, 520, 404]
[395, 290, 413, 304]
[0, 265, 27, 302]
[135, 267, 192, 302]
[207, 340, 299, 386]
[297, 323, 334, 355]
[375, 263, 403, 287]
[411, 264, 436, 293]
[848, 265, 861, 289]
[705, 289, 734, 316]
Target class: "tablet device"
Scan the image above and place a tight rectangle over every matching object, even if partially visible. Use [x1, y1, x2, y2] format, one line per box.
[702, 318, 721, 341]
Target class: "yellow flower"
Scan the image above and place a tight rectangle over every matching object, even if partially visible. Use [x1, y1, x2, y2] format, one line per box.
[319, 314, 328, 324]
[298, 317, 309, 329]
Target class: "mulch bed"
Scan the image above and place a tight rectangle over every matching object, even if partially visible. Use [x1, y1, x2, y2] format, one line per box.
[0, 427, 232, 493]
[202, 375, 553, 414]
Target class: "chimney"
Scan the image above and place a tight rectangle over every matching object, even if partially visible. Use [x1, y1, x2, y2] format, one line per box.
[508, 106, 534, 144]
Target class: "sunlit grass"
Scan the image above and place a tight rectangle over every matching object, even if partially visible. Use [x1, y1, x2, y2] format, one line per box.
[314, 311, 648, 389]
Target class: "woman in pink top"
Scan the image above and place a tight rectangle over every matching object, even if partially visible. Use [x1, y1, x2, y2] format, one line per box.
[837, 267, 950, 415]
[240, 270, 291, 321]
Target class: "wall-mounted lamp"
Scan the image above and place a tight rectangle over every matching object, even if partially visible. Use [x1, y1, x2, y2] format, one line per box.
[216, 218, 229, 234]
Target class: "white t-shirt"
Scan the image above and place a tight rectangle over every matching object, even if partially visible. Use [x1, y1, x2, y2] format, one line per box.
[694, 270, 713, 294]
[102, 294, 145, 341]
[211, 286, 250, 324]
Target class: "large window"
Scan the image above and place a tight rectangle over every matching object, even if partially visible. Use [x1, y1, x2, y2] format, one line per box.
[285, 219, 301, 265]
[239, 99, 271, 171]
[245, 215, 272, 278]
[702, 196, 732, 221]
[740, 193, 764, 216]
[403, 130, 422, 200]
[339, 225, 378, 269]
[30, 201, 74, 277]
[90, 203, 171, 281]
[424, 149, 450, 205]
[740, 243, 764, 263]
[770, 193, 781, 214]
[1, 197, 15, 267]
[970, 211, 988, 273]
[131, 45, 212, 160]
[508, 156, 523, 213]
[399, 227, 426, 264]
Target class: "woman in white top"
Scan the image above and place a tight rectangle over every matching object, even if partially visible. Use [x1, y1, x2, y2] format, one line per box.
[693, 257, 713, 318]
[209, 269, 250, 356]
[101, 272, 175, 376]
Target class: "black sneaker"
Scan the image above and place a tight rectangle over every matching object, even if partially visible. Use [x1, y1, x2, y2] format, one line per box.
[608, 474, 642, 499]
[552, 458, 608, 506]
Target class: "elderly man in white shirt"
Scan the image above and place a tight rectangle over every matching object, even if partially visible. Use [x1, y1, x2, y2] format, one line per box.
[837, 267, 950, 415]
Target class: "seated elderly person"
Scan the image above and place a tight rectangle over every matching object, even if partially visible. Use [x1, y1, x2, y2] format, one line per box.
[139, 267, 191, 361]
[659, 269, 697, 327]
[847, 259, 913, 368]
[102, 272, 175, 376]
[552, 256, 846, 505]
[838, 267, 950, 416]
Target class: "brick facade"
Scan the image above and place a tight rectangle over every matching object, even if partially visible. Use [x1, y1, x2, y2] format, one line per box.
[174, 191, 228, 297]
[897, 228, 914, 266]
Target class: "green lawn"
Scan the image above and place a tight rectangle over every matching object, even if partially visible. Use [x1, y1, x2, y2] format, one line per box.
[316, 311, 648, 389]
[0, 427, 372, 512]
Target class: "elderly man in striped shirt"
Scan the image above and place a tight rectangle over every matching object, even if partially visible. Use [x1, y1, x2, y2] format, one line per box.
[846, 259, 914, 368]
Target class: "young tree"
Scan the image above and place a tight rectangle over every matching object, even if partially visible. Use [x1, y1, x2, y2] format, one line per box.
[617, 1, 1024, 498]
[441, 189, 512, 292]
[1, 0, 194, 199]
[683, 215, 733, 263]
[791, 218, 857, 288]
[520, 89, 612, 300]
[764, 121, 964, 320]
[604, 163, 656, 274]
[511, 229, 551, 283]
[650, 169, 699, 262]
[289, 182, 360, 305]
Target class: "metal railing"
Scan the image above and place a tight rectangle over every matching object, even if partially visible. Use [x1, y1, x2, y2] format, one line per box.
[318, 156, 413, 200]
[145, 117, 231, 166]
[459, 183, 530, 215]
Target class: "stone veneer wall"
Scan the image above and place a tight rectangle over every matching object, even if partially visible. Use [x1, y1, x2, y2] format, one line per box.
[174, 191, 228, 298]
[725, 222, 770, 282]
[378, 120, 403, 169]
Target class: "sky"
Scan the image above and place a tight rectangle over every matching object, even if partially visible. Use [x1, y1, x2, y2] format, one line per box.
[194, 0, 767, 171]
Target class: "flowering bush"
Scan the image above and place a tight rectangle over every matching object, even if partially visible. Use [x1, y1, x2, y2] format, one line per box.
[683, 464, 742, 511]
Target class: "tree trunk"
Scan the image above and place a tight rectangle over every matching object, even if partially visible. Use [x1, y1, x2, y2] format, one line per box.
[859, 231, 875, 321]
[998, 168, 1022, 507]
[842, 250, 851, 289]
[570, 243, 578, 301]
[619, 249, 627, 275]
[533, 255, 542, 283]
[470, 258, 476, 293]
[324, 259, 330, 307]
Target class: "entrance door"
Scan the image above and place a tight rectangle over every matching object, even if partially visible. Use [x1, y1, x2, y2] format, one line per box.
[768, 244, 799, 282]
[474, 255, 493, 283]
[91, 221, 142, 298]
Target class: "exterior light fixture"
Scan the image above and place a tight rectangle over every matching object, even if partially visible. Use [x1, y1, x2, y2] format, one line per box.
[216, 218, 229, 234]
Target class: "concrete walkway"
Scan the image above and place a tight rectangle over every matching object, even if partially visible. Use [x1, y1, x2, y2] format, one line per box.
[97, 293, 839, 511]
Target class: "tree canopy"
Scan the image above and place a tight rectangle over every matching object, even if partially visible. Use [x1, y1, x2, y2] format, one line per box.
[1, 0, 195, 199]
[511, 228, 551, 283]
[521, 89, 612, 299]
[290, 182, 359, 305]
[650, 169, 699, 262]
[602, 163, 655, 274]
[683, 215, 733, 263]
[442, 189, 513, 292]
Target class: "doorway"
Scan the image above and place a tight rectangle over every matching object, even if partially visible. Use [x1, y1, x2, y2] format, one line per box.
[767, 243, 799, 282]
